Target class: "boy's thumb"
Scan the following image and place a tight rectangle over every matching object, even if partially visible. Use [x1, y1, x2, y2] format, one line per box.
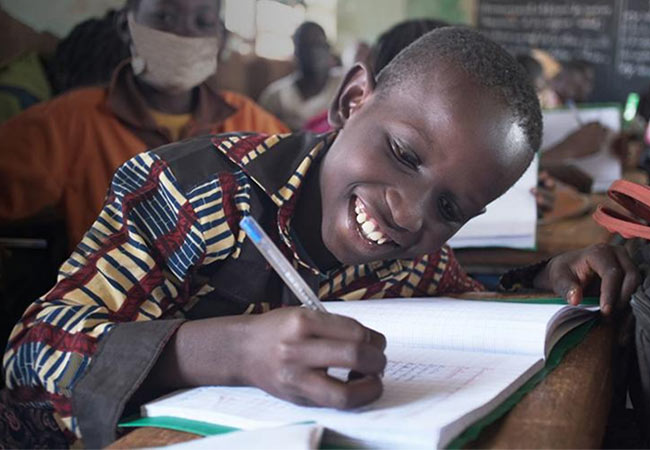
[563, 283, 583, 306]
[553, 268, 583, 306]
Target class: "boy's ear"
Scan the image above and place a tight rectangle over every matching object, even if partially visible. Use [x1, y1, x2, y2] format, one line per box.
[328, 63, 375, 129]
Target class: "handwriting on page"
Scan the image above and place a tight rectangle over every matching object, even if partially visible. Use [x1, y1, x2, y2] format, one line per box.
[362, 359, 491, 416]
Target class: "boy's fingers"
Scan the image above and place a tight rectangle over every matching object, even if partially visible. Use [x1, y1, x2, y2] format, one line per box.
[613, 247, 642, 309]
[564, 283, 583, 306]
[285, 339, 386, 375]
[551, 267, 583, 306]
[299, 310, 386, 350]
[585, 249, 624, 315]
[298, 371, 383, 410]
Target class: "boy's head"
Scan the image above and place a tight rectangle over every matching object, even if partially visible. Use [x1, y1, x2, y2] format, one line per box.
[318, 27, 542, 266]
[372, 18, 448, 75]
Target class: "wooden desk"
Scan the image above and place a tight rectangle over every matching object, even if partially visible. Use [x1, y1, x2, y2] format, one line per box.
[467, 322, 614, 448]
[108, 322, 615, 449]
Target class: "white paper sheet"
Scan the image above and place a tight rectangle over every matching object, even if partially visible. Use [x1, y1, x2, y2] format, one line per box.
[153, 423, 323, 450]
[448, 156, 538, 249]
[541, 105, 622, 192]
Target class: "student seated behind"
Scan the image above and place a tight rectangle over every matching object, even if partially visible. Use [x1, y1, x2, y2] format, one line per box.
[2, 27, 640, 448]
[259, 21, 342, 130]
[0, 0, 288, 251]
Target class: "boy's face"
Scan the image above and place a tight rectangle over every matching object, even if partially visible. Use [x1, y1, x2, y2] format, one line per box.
[319, 64, 533, 266]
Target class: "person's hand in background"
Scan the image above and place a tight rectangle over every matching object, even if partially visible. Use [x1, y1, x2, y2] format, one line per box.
[532, 170, 556, 217]
[541, 122, 609, 164]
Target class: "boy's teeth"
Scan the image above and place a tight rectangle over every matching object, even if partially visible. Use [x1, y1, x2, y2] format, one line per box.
[354, 197, 392, 245]
[368, 231, 384, 241]
[361, 221, 376, 234]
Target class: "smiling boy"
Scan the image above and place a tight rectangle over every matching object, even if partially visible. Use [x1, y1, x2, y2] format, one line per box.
[2, 27, 640, 448]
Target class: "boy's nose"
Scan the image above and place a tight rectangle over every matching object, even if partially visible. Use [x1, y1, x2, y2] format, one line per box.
[385, 188, 423, 234]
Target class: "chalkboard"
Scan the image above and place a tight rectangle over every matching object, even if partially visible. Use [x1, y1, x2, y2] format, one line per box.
[477, 0, 650, 103]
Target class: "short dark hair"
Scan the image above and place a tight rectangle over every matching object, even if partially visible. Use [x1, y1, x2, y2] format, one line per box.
[376, 27, 543, 153]
[516, 54, 543, 84]
[48, 9, 130, 94]
[372, 18, 448, 75]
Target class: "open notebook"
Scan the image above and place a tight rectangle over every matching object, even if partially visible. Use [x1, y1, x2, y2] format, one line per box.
[448, 155, 539, 249]
[140, 298, 598, 449]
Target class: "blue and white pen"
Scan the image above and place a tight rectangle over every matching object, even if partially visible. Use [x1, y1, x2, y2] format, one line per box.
[239, 216, 327, 313]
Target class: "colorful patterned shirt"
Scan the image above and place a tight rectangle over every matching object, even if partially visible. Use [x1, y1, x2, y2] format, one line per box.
[3, 132, 483, 447]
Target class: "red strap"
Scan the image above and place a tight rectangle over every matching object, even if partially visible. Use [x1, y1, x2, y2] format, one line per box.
[607, 180, 650, 222]
[592, 179, 650, 239]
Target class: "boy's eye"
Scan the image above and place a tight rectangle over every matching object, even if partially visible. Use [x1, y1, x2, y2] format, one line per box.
[390, 140, 421, 170]
[438, 196, 461, 223]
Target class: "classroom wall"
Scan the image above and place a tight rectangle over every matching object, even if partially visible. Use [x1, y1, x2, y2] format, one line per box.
[0, 0, 479, 98]
[337, 0, 477, 49]
[0, 0, 124, 38]
[0, 1, 478, 62]
[1, 0, 478, 47]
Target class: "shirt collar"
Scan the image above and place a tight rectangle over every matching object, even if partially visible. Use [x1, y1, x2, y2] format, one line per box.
[213, 132, 335, 208]
[107, 59, 237, 134]
[214, 132, 336, 274]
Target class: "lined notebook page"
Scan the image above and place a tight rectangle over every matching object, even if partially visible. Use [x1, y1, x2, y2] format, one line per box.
[142, 298, 594, 448]
[143, 347, 542, 449]
[324, 298, 570, 358]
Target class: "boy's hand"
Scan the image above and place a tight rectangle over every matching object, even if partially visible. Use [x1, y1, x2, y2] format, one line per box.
[243, 307, 387, 409]
[533, 244, 641, 315]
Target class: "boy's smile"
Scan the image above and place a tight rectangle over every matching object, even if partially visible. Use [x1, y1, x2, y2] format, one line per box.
[353, 196, 395, 246]
[295, 62, 534, 268]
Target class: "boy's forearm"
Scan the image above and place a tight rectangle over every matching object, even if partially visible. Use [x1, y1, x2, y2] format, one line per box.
[137, 316, 252, 396]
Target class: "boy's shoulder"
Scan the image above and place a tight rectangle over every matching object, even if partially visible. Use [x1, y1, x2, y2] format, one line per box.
[151, 133, 257, 193]
[149, 131, 325, 197]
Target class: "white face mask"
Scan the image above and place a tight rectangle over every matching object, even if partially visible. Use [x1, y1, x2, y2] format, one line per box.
[128, 13, 220, 93]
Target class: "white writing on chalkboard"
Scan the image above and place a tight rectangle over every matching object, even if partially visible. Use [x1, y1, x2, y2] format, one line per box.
[617, 2, 650, 78]
[478, 0, 650, 102]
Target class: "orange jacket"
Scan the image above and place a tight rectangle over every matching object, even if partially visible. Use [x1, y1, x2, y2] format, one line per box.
[0, 63, 289, 249]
